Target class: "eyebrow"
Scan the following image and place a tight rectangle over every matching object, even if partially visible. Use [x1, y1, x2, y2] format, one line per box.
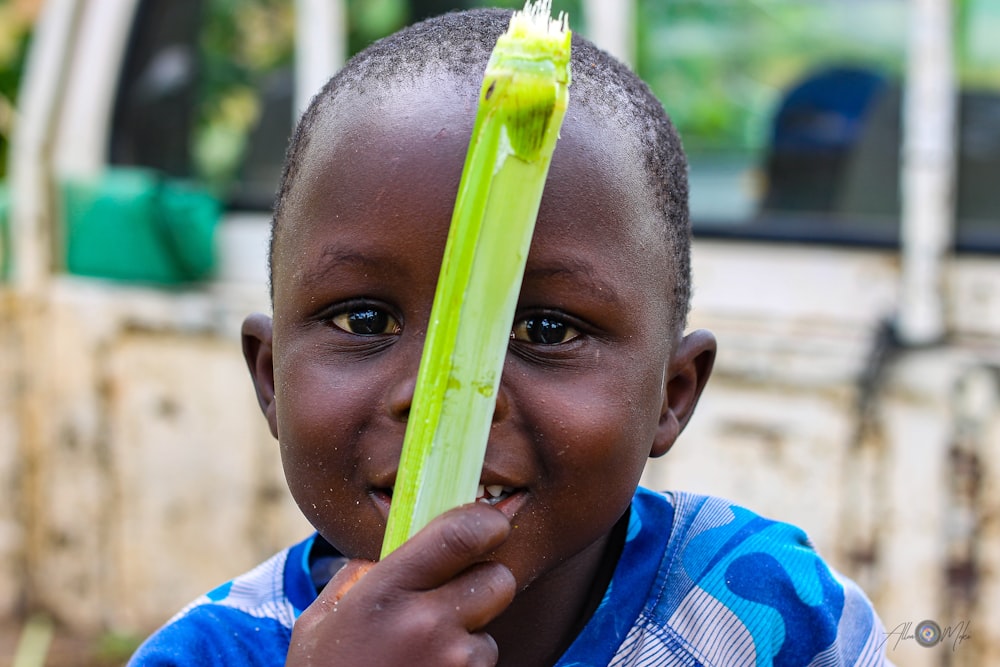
[296, 246, 399, 289]
[296, 247, 624, 306]
[522, 259, 624, 306]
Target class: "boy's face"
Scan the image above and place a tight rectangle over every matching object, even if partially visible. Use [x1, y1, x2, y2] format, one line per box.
[252, 75, 704, 590]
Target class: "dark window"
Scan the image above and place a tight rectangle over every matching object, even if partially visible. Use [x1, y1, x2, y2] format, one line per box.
[110, 0, 205, 179]
[638, 0, 1000, 252]
[110, 0, 296, 210]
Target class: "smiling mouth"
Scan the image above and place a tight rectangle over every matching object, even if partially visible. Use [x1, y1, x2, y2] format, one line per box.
[381, 484, 518, 507]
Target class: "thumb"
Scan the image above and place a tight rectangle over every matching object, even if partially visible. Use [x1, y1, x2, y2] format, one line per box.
[324, 559, 376, 604]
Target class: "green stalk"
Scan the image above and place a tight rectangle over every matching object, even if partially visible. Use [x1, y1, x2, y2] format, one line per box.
[381, 0, 571, 557]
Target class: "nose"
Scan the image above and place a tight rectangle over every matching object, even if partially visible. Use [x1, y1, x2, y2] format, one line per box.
[387, 375, 415, 422]
[492, 378, 511, 424]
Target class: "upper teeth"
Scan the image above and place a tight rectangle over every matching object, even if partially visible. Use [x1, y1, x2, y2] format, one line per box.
[386, 484, 514, 503]
[477, 484, 514, 504]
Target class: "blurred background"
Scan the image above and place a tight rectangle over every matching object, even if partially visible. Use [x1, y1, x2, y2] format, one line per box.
[1, 0, 998, 665]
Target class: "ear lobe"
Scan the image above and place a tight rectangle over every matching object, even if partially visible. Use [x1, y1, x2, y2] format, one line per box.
[652, 329, 717, 458]
[242, 313, 279, 439]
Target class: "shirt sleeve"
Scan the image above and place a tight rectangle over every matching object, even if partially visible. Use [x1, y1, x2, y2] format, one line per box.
[655, 493, 891, 666]
[127, 605, 291, 667]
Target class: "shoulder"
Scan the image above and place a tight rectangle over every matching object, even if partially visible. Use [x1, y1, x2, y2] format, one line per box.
[127, 604, 292, 667]
[128, 536, 318, 667]
[623, 489, 889, 666]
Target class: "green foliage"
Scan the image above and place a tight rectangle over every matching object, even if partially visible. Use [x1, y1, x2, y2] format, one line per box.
[193, 0, 296, 188]
[348, 0, 409, 53]
[958, 0, 1000, 89]
[0, 17, 31, 179]
[2, 1, 998, 184]
[637, 0, 908, 154]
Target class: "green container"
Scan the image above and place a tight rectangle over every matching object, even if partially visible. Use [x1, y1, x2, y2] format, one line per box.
[62, 169, 221, 284]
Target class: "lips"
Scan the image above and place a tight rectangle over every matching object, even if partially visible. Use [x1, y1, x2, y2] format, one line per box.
[375, 482, 522, 512]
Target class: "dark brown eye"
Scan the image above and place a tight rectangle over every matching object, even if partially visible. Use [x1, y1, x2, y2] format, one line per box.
[511, 316, 578, 345]
[331, 308, 401, 335]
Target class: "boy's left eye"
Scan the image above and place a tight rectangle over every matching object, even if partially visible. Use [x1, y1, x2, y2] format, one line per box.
[511, 315, 579, 345]
[330, 308, 402, 336]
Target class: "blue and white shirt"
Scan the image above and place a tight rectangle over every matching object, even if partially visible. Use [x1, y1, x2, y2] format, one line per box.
[129, 488, 890, 666]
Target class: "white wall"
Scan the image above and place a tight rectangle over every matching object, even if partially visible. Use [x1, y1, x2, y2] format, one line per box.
[2, 241, 999, 666]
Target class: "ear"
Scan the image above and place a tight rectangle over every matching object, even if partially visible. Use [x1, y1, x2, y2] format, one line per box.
[651, 329, 716, 458]
[242, 313, 279, 439]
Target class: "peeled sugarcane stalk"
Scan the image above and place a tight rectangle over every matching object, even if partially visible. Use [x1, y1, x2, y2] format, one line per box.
[381, 0, 571, 557]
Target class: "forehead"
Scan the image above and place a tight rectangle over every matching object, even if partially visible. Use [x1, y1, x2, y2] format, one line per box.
[277, 72, 671, 306]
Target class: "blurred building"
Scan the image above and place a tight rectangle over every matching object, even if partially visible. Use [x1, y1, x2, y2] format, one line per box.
[1, 1, 998, 665]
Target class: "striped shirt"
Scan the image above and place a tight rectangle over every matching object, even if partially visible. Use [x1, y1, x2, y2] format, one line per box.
[129, 487, 890, 666]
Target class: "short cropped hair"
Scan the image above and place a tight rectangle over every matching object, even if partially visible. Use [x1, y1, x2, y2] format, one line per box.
[271, 8, 691, 332]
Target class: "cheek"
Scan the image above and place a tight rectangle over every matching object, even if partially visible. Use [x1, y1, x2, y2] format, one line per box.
[275, 387, 355, 517]
[272, 352, 372, 533]
[523, 367, 664, 529]
[271, 339, 407, 559]
[497, 373, 660, 587]
[273, 340, 374, 441]
[554, 368, 663, 459]
[275, 366, 352, 462]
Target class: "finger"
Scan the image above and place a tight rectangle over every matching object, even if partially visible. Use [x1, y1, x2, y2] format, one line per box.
[324, 559, 376, 603]
[381, 503, 511, 591]
[439, 561, 516, 631]
[297, 558, 374, 635]
[451, 631, 500, 667]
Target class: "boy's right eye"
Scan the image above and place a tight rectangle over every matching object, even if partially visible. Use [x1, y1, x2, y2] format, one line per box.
[330, 307, 402, 336]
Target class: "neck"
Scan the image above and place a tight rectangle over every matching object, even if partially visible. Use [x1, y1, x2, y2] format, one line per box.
[488, 513, 628, 667]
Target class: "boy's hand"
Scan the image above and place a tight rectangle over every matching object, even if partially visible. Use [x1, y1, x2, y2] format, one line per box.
[286, 503, 516, 666]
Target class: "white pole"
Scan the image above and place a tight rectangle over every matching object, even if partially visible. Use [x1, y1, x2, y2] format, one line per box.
[294, 0, 348, 119]
[52, 0, 140, 177]
[582, 0, 635, 69]
[8, 0, 83, 291]
[897, 0, 957, 345]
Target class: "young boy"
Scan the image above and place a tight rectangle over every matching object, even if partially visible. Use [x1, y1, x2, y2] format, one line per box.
[130, 8, 889, 666]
